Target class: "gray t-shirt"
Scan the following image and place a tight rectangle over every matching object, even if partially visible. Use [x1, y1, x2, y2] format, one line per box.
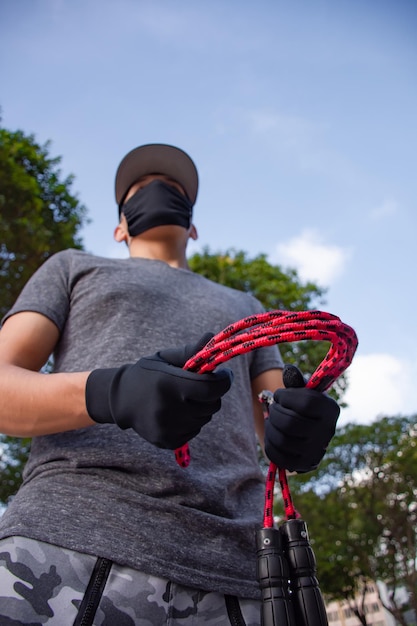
[0, 249, 283, 599]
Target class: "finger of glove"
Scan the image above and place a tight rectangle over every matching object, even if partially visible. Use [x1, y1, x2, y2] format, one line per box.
[151, 397, 219, 449]
[111, 359, 226, 447]
[139, 355, 233, 400]
[283, 364, 306, 388]
[264, 438, 323, 472]
[268, 402, 337, 440]
[273, 387, 340, 421]
[158, 332, 215, 368]
[134, 361, 226, 448]
[267, 404, 337, 450]
[264, 438, 304, 471]
[264, 418, 328, 472]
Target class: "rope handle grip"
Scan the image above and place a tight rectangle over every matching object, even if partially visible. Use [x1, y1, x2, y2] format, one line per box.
[175, 309, 358, 468]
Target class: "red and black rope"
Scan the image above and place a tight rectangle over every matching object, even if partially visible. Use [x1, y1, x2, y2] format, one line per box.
[176, 309, 358, 525]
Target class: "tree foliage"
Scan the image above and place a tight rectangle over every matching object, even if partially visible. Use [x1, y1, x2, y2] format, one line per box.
[0, 438, 31, 507]
[189, 248, 347, 403]
[0, 125, 87, 320]
[286, 416, 417, 625]
[0, 123, 88, 505]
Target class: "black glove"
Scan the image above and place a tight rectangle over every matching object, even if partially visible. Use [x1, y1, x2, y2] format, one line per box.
[264, 364, 340, 472]
[85, 333, 233, 449]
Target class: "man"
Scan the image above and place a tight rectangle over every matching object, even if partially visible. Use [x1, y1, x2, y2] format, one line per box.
[0, 144, 339, 624]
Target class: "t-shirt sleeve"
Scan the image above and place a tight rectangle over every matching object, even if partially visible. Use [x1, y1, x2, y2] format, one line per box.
[1, 250, 72, 332]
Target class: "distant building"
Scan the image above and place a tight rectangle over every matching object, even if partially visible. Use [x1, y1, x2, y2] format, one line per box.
[325, 581, 396, 626]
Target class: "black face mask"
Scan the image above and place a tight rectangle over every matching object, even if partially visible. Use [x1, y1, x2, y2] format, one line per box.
[121, 180, 193, 237]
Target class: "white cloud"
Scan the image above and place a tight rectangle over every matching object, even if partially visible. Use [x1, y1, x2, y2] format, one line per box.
[340, 353, 417, 425]
[273, 229, 351, 286]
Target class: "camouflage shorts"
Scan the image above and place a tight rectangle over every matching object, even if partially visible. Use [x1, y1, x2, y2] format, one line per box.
[0, 536, 261, 625]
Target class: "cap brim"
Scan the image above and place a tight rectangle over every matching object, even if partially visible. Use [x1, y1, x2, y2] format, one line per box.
[115, 144, 199, 207]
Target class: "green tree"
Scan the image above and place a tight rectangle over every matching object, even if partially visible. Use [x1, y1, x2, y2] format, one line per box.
[0, 124, 87, 320]
[0, 437, 31, 507]
[0, 123, 88, 505]
[288, 417, 417, 626]
[189, 247, 347, 403]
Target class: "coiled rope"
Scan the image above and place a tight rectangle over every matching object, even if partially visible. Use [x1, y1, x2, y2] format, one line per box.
[175, 309, 358, 524]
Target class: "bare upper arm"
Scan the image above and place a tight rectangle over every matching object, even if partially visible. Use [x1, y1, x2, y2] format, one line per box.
[251, 368, 284, 448]
[0, 311, 60, 371]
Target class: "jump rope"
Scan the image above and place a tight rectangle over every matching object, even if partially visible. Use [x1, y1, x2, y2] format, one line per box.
[174, 309, 358, 626]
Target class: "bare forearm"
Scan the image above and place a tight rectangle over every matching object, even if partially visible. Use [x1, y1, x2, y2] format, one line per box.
[0, 364, 94, 437]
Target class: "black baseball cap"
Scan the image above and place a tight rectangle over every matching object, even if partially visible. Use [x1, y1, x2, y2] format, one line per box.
[115, 143, 199, 209]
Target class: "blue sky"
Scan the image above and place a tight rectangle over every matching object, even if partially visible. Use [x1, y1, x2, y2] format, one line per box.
[1, 0, 417, 425]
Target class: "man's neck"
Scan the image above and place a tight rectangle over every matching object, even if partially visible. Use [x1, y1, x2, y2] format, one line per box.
[128, 239, 190, 269]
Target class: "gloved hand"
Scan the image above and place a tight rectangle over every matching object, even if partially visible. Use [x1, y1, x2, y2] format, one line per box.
[85, 333, 233, 449]
[264, 364, 340, 472]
